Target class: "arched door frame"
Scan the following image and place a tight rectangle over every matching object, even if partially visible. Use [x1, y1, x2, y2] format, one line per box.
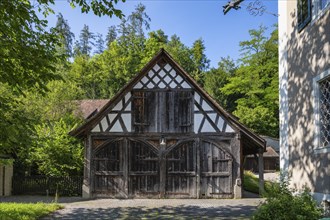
[90, 137, 235, 198]
[199, 138, 234, 198]
[164, 139, 197, 198]
[92, 138, 127, 197]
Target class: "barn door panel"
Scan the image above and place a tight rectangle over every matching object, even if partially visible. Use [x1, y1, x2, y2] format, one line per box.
[129, 141, 159, 198]
[93, 140, 126, 198]
[165, 141, 196, 198]
[200, 141, 233, 198]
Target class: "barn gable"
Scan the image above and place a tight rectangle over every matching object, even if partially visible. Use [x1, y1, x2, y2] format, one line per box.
[76, 50, 235, 135]
[70, 49, 266, 200]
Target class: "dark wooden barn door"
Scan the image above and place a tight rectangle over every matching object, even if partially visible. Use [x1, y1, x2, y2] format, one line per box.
[92, 138, 234, 199]
[200, 141, 233, 198]
[93, 140, 127, 197]
[128, 140, 159, 198]
[165, 141, 196, 198]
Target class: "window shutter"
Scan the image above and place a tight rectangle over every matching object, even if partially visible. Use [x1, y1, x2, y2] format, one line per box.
[178, 91, 193, 132]
[132, 91, 156, 133]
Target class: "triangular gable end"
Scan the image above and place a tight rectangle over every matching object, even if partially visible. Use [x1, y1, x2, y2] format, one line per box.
[84, 50, 236, 134]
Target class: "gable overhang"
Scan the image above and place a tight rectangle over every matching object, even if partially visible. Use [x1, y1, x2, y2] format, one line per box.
[69, 49, 265, 154]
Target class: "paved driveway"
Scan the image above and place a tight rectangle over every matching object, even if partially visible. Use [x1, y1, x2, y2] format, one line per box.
[42, 198, 263, 219]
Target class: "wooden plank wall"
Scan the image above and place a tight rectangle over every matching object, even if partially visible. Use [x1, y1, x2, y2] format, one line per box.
[90, 137, 238, 199]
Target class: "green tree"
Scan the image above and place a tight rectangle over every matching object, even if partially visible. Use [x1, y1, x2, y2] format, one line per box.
[204, 57, 238, 112]
[191, 38, 210, 85]
[221, 25, 279, 137]
[30, 118, 83, 176]
[78, 24, 95, 56]
[95, 33, 105, 54]
[166, 35, 195, 74]
[0, 0, 127, 156]
[55, 13, 75, 57]
[105, 25, 117, 48]
[127, 3, 151, 39]
[141, 29, 168, 64]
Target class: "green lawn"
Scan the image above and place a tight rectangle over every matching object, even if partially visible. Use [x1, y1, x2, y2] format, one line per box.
[243, 170, 278, 196]
[0, 203, 62, 220]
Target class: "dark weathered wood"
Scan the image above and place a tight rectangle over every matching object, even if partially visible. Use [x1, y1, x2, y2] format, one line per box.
[92, 140, 127, 198]
[86, 135, 92, 197]
[196, 139, 201, 199]
[258, 148, 265, 195]
[165, 141, 196, 198]
[90, 132, 236, 139]
[132, 90, 193, 134]
[123, 138, 128, 198]
[159, 142, 166, 198]
[200, 140, 233, 198]
[129, 140, 159, 198]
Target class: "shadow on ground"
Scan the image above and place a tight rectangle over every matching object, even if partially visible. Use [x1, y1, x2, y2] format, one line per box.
[45, 204, 257, 220]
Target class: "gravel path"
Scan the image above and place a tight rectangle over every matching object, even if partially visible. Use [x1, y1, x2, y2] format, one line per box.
[37, 198, 264, 220]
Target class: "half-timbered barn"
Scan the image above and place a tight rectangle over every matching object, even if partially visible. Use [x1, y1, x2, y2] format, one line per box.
[70, 49, 265, 199]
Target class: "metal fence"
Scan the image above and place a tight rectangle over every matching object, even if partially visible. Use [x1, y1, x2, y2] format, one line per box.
[12, 176, 83, 196]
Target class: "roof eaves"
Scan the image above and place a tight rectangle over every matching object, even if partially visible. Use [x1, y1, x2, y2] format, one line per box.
[69, 49, 167, 138]
[161, 50, 266, 150]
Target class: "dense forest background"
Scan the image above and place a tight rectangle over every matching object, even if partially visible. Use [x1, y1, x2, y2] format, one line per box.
[1, 2, 278, 177]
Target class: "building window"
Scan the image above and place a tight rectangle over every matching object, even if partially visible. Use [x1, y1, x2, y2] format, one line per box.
[298, 0, 312, 31]
[132, 91, 155, 132]
[312, 0, 330, 19]
[132, 90, 193, 133]
[320, 0, 330, 9]
[319, 77, 330, 148]
[313, 69, 330, 153]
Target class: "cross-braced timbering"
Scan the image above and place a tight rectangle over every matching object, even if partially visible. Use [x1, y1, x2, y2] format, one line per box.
[70, 49, 265, 199]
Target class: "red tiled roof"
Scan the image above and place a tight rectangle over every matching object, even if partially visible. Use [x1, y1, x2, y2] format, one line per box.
[76, 99, 109, 119]
[263, 146, 279, 157]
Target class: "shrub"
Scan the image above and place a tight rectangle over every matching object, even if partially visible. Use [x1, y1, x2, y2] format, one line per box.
[243, 170, 277, 196]
[0, 203, 62, 220]
[252, 178, 323, 220]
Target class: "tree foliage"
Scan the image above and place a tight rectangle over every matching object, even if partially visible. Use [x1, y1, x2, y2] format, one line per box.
[220, 25, 279, 137]
[55, 13, 75, 57]
[1, 0, 280, 177]
[0, 0, 61, 94]
[0, 0, 126, 172]
[30, 118, 83, 176]
[204, 57, 238, 112]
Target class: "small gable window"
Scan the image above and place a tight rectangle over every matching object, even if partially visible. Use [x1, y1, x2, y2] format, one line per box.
[132, 90, 193, 133]
[297, 0, 312, 31]
[132, 91, 155, 132]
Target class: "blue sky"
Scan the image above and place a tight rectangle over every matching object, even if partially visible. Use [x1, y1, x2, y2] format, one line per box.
[45, 0, 278, 68]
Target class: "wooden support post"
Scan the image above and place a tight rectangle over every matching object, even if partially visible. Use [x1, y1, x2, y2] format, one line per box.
[123, 138, 129, 198]
[196, 139, 201, 199]
[258, 148, 265, 196]
[159, 142, 166, 198]
[82, 135, 92, 198]
[233, 134, 242, 199]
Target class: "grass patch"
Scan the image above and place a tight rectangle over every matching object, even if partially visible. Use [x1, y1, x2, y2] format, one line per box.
[243, 170, 277, 196]
[0, 203, 62, 220]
